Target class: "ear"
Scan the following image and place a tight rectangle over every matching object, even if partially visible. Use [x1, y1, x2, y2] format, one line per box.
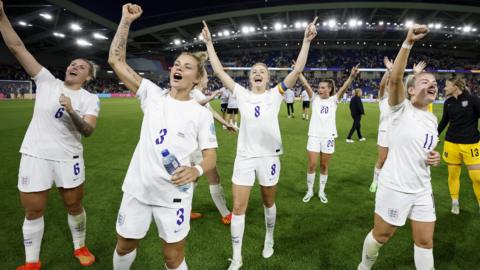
[407, 86, 415, 97]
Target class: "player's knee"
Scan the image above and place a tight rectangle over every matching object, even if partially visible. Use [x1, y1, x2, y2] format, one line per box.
[164, 252, 183, 268]
[116, 240, 137, 255]
[414, 239, 433, 249]
[24, 208, 44, 220]
[307, 162, 317, 173]
[372, 229, 393, 244]
[319, 163, 328, 174]
[64, 200, 83, 215]
[232, 203, 247, 215]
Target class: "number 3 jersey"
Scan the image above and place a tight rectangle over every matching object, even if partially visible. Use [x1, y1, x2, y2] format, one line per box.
[308, 95, 339, 138]
[20, 68, 100, 161]
[379, 100, 438, 193]
[234, 83, 284, 157]
[122, 79, 217, 208]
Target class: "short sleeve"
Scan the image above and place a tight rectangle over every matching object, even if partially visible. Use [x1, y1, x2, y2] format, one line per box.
[271, 86, 285, 104]
[197, 110, 218, 150]
[85, 95, 100, 117]
[32, 68, 56, 94]
[137, 79, 166, 112]
[233, 83, 248, 104]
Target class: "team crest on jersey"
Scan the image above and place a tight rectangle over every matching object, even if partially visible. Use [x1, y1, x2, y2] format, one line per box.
[387, 208, 399, 220]
[462, 100, 468, 107]
[117, 212, 125, 226]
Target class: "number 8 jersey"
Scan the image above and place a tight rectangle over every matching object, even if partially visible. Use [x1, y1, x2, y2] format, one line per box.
[380, 100, 438, 193]
[308, 95, 339, 138]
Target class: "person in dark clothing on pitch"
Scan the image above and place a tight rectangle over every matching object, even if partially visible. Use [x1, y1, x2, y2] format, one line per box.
[347, 88, 365, 143]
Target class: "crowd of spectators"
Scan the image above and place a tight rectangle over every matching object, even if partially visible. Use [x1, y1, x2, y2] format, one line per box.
[1, 47, 479, 99]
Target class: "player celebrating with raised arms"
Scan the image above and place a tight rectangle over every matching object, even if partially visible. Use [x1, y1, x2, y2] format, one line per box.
[108, 4, 217, 270]
[358, 24, 440, 270]
[0, 1, 99, 269]
[299, 65, 360, 203]
[202, 17, 317, 269]
[438, 76, 480, 215]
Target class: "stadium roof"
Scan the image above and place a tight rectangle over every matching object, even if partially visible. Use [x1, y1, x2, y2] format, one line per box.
[3, 0, 480, 63]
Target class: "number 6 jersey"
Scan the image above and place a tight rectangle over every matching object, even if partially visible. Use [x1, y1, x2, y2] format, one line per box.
[379, 100, 438, 193]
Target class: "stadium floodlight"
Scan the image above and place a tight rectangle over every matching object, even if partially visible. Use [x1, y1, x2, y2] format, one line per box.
[463, 26, 472, 32]
[93, 33, 108, 40]
[473, 28, 478, 32]
[283, 24, 287, 29]
[53, 32, 65, 38]
[107, 70, 113, 74]
[218, 32, 223, 37]
[349, 19, 357, 27]
[428, 23, 434, 28]
[328, 19, 336, 28]
[249, 26, 255, 32]
[139, 72, 145, 75]
[223, 30, 230, 36]
[322, 22, 327, 26]
[173, 39, 181, 45]
[294, 22, 301, 28]
[435, 23, 442, 29]
[379, 21, 384, 26]
[357, 20, 363, 26]
[263, 26, 268, 30]
[39, 13, 53, 20]
[386, 22, 391, 25]
[19, 21, 27, 26]
[274, 23, 282, 31]
[241, 26, 250, 34]
[301, 22, 308, 28]
[198, 34, 203, 40]
[405, 20, 413, 28]
[450, 26, 455, 29]
[76, 39, 92, 47]
[70, 23, 82, 31]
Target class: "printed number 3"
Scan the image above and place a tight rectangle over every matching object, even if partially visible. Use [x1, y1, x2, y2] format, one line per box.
[55, 107, 65, 118]
[155, 128, 168, 145]
[73, 163, 80, 176]
[176, 208, 185, 225]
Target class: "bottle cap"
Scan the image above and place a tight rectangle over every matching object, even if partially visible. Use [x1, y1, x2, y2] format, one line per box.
[161, 149, 170, 157]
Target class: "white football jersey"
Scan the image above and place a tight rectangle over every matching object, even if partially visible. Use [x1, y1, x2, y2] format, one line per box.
[122, 79, 218, 207]
[220, 87, 229, 104]
[234, 83, 283, 157]
[20, 68, 100, 161]
[379, 100, 438, 193]
[378, 93, 390, 132]
[227, 92, 238, 109]
[284, 89, 295, 103]
[301, 90, 310, 101]
[308, 95, 338, 138]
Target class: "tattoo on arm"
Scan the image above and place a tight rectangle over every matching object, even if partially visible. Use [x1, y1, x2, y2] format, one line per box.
[68, 110, 94, 137]
[109, 20, 130, 63]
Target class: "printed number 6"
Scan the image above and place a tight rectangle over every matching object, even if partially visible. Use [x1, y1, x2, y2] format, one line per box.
[55, 107, 65, 118]
[73, 163, 80, 176]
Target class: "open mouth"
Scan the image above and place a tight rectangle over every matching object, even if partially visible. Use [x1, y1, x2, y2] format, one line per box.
[69, 72, 78, 77]
[173, 72, 183, 81]
[254, 77, 262, 83]
[426, 88, 436, 95]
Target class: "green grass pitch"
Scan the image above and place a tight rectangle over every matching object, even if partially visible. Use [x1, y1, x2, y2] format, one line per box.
[1, 98, 479, 269]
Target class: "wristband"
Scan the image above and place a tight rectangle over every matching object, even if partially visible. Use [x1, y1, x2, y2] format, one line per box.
[402, 42, 413, 50]
[194, 165, 204, 177]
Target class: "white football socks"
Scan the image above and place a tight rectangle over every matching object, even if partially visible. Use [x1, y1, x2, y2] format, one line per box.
[231, 214, 245, 261]
[22, 217, 44, 263]
[68, 209, 86, 250]
[113, 249, 137, 270]
[414, 244, 434, 270]
[358, 231, 383, 270]
[209, 184, 230, 217]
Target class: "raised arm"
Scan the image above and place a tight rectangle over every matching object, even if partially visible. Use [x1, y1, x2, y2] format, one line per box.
[108, 4, 143, 93]
[378, 57, 393, 99]
[201, 21, 236, 92]
[0, 1, 41, 77]
[282, 17, 317, 90]
[298, 73, 314, 99]
[336, 64, 360, 100]
[198, 90, 221, 106]
[413, 60, 427, 75]
[388, 24, 429, 106]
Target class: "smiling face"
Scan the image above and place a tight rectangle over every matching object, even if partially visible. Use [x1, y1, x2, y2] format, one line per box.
[170, 54, 201, 91]
[408, 73, 438, 104]
[64, 59, 92, 86]
[249, 63, 269, 90]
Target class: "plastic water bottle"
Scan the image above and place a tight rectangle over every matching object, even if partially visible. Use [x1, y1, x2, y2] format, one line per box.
[161, 149, 190, 192]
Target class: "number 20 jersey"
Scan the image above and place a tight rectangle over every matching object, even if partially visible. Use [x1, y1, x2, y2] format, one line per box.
[379, 100, 438, 193]
[308, 95, 338, 138]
